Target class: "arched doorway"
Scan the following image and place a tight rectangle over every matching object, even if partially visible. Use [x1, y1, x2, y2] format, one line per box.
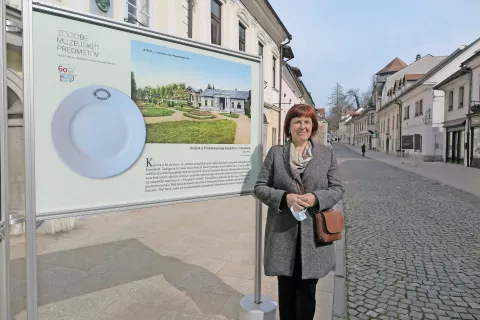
[386, 138, 390, 153]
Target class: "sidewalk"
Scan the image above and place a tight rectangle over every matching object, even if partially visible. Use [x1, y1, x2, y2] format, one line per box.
[340, 143, 480, 198]
[10, 197, 334, 320]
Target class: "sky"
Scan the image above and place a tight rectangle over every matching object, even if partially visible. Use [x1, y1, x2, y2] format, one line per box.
[269, 0, 480, 114]
[131, 40, 251, 91]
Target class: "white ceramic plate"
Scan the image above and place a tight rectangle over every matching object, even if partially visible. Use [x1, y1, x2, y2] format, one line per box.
[51, 85, 146, 179]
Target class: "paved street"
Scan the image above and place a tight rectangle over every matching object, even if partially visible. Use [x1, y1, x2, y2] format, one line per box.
[334, 144, 480, 320]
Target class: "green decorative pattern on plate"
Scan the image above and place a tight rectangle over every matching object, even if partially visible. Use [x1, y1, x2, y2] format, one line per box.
[95, 0, 110, 12]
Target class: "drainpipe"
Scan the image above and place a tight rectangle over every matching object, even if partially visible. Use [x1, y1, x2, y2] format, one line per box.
[462, 65, 473, 167]
[187, 0, 193, 38]
[279, 35, 292, 144]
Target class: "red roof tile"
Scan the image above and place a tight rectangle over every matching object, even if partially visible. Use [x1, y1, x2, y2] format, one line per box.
[376, 57, 408, 75]
[403, 74, 425, 81]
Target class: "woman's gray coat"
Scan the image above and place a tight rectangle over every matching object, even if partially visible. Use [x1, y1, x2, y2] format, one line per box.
[254, 141, 345, 279]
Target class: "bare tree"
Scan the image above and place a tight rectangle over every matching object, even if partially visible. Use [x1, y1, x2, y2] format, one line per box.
[328, 83, 352, 115]
[346, 89, 361, 109]
[327, 83, 353, 130]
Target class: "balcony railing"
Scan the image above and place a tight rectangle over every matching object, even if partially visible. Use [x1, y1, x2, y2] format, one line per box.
[125, 0, 150, 27]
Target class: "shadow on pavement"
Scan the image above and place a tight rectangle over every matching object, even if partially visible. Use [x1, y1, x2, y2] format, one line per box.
[10, 238, 243, 319]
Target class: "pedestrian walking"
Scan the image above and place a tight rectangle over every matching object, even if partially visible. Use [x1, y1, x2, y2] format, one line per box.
[254, 104, 345, 320]
[361, 143, 366, 156]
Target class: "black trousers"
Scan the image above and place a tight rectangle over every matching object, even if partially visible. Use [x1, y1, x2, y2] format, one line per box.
[277, 229, 319, 320]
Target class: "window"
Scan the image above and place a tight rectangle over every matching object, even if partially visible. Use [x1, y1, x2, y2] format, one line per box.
[415, 100, 423, 116]
[239, 23, 246, 52]
[272, 57, 277, 88]
[393, 115, 395, 129]
[126, 0, 150, 26]
[258, 42, 264, 56]
[459, 86, 464, 108]
[211, 0, 222, 45]
[448, 91, 453, 111]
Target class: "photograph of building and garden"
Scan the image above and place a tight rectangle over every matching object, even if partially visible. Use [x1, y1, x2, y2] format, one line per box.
[131, 40, 253, 144]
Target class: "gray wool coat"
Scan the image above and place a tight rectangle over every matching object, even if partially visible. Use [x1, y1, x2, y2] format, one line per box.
[254, 141, 345, 279]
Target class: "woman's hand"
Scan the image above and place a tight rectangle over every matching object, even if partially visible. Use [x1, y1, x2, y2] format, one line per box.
[297, 193, 318, 207]
[286, 193, 310, 211]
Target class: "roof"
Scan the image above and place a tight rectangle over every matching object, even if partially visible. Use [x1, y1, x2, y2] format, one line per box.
[380, 55, 447, 108]
[352, 106, 375, 120]
[404, 74, 425, 81]
[432, 69, 469, 90]
[461, 49, 480, 66]
[186, 86, 202, 93]
[394, 41, 480, 102]
[200, 88, 250, 100]
[375, 57, 408, 75]
[289, 65, 303, 77]
[298, 79, 315, 106]
[263, 0, 292, 40]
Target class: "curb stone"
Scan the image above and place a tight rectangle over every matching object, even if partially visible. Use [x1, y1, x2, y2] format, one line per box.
[332, 200, 347, 320]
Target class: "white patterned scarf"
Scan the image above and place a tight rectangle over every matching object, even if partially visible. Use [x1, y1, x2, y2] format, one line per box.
[289, 140, 313, 180]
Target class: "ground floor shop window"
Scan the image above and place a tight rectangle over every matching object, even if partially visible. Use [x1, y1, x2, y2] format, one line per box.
[472, 127, 480, 168]
[446, 130, 464, 164]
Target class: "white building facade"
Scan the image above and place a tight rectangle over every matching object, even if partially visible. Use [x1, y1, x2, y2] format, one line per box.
[434, 51, 480, 169]
[465, 52, 480, 169]
[433, 70, 470, 165]
[352, 107, 376, 148]
[200, 88, 249, 113]
[376, 55, 446, 154]
[5, 0, 300, 152]
[398, 41, 480, 161]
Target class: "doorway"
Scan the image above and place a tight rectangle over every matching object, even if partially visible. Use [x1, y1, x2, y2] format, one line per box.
[219, 97, 226, 110]
[446, 130, 464, 164]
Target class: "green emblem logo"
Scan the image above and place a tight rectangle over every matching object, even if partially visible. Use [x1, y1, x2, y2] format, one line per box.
[95, 0, 110, 13]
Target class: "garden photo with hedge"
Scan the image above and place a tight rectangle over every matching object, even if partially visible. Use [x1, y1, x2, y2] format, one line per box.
[131, 40, 253, 145]
[131, 72, 252, 145]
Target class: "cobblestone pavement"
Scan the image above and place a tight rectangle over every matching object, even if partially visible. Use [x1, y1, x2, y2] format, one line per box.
[334, 144, 480, 320]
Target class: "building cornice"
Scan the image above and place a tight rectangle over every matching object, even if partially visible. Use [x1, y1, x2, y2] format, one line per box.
[239, 0, 290, 44]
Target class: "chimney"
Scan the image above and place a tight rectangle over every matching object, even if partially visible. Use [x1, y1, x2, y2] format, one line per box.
[416, 54, 421, 61]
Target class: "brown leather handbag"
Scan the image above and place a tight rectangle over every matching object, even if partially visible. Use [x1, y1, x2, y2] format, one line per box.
[296, 182, 344, 244]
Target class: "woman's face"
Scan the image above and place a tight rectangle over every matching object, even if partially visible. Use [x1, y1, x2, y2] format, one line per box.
[289, 116, 313, 144]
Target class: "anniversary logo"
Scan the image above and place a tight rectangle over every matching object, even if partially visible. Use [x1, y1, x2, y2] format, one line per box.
[56, 30, 100, 57]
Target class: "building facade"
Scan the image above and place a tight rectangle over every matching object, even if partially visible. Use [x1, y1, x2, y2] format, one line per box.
[434, 51, 480, 169]
[200, 88, 249, 113]
[398, 41, 480, 161]
[376, 55, 446, 154]
[352, 107, 375, 148]
[463, 52, 480, 169]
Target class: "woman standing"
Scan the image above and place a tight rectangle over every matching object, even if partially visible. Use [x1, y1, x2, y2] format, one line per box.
[254, 104, 345, 320]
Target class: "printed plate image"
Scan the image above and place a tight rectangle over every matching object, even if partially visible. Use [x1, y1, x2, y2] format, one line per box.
[51, 85, 146, 179]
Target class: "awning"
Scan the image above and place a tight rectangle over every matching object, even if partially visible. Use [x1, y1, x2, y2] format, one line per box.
[443, 118, 466, 129]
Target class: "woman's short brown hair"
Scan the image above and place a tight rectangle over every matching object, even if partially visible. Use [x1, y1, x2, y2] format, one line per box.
[283, 104, 319, 138]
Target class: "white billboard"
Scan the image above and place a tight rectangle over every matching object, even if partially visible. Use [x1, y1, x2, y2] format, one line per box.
[27, 4, 263, 218]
